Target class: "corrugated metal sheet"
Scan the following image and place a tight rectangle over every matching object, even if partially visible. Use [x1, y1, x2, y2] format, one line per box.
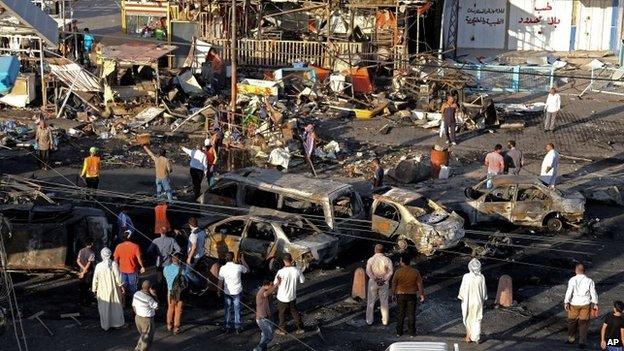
[457, 0, 508, 49]
[385, 342, 449, 351]
[47, 58, 101, 92]
[0, 0, 59, 46]
[507, 0, 573, 51]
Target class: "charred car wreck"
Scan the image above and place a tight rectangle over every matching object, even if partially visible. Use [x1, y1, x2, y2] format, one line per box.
[371, 187, 465, 256]
[459, 175, 585, 232]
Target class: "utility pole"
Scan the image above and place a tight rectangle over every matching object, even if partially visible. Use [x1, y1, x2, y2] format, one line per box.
[229, 0, 237, 134]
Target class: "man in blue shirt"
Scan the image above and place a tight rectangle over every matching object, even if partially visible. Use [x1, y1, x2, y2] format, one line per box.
[83, 28, 94, 65]
[163, 253, 185, 334]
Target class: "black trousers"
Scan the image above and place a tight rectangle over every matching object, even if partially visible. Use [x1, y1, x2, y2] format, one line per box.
[396, 294, 417, 336]
[38, 149, 50, 169]
[444, 117, 456, 143]
[79, 272, 93, 306]
[277, 300, 303, 331]
[189, 167, 204, 201]
[85, 177, 99, 189]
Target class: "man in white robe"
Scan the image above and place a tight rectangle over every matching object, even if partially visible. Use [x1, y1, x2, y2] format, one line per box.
[458, 258, 488, 343]
[92, 247, 125, 330]
[540, 143, 559, 187]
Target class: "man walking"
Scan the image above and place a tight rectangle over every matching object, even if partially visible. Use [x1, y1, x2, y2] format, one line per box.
[132, 280, 159, 351]
[80, 146, 101, 189]
[164, 253, 187, 334]
[76, 238, 96, 307]
[544, 87, 561, 132]
[218, 252, 249, 333]
[504, 140, 524, 175]
[540, 143, 560, 188]
[458, 258, 488, 344]
[601, 300, 624, 351]
[484, 144, 504, 188]
[148, 230, 181, 301]
[365, 244, 393, 326]
[144, 145, 173, 203]
[274, 253, 305, 335]
[35, 119, 53, 170]
[114, 231, 146, 304]
[565, 263, 598, 349]
[181, 144, 208, 201]
[254, 278, 281, 351]
[392, 254, 425, 337]
[440, 94, 458, 145]
[117, 207, 135, 243]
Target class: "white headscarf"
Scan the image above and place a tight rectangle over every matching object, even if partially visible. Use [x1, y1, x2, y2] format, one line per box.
[468, 258, 481, 274]
[100, 247, 112, 269]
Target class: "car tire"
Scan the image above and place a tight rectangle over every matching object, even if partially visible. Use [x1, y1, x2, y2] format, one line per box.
[393, 237, 414, 255]
[546, 217, 564, 233]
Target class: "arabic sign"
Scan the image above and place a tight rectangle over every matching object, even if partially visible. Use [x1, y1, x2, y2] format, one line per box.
[458, 0, 507, 48]
[508, 0, 573, 51]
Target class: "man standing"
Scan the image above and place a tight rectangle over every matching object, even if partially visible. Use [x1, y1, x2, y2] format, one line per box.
[484, 144, 504, 188]
[148, 230, 181, 301]
[35, 119, 53, 170]
[132, 280, 159, 351]
[76, 238, 96, 307]
[144, 146, 173, 203]
[565, 263, 598, 349]
[371, 158, 384, 189]
[83, 28, 94, 65]
[154, 202, 171, 236]
[254, 278, 281, 351]
[164, 253, 186, 334]
[544, 87, 561, 132]
[186, 217, 205, 267]
[440, 94, 458, 145]
[218, 252, 249, 333]
[504, 140, 524, 175]
[274, 253, 305, 335]
[392, 254, 425, 337]
[181, 144, 208, 201]
[80, 146, 101, 189]
[601, 301, 624, 351]
[458, 258, 488, 344]
[540, 143, 560, 188]
[114, 231, 146, 304]
[117, 207, 135, 243]
[365, 244, 393, 326]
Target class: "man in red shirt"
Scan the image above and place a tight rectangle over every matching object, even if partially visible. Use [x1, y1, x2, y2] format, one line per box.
[113, 230, 146, 304]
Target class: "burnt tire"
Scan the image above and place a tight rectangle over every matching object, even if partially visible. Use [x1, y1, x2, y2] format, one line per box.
[393, 237, 415, 256]
[546, 217, 564, 233]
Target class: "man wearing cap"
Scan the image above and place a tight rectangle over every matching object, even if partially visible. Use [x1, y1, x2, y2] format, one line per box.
[81, 146, 101, 189]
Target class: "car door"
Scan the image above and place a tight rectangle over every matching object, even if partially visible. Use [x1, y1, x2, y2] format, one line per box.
[371, 200, 401, 238]
[203, 181, 238, 206]
[206, 218, 248, 260]
[239, 220, 276, 267]
[476, 185, 516, 223]
[511, 185, 550, 225]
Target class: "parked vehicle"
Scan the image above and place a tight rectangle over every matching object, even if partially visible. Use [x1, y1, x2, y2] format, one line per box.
[371, 187, 465, 255]
[1, 203, 111, 271]
[203, 208, 340, 272]
[204, 167, 365, 240]
[458, 175, 585, 232]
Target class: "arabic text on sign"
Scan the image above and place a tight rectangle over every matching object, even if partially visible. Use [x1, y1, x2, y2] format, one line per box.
[465, 16, 504, 26]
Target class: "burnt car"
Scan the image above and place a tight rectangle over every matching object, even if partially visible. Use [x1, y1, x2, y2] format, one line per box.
[371, 187, 465, 255]
[459, 175, 585, 232]
[203, 208, 339, 272]
[1, 203, 111, 271]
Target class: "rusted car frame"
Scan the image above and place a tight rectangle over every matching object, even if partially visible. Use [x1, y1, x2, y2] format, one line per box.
[203, 209, 339, 272]
[459, 175, 585, 232]
[371, 187, 465, 255]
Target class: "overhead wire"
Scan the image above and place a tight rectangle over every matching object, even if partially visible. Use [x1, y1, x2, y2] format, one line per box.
[6, 153, 319, 351]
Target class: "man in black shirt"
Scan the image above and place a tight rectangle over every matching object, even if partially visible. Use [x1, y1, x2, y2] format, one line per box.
[601, 300, 624, 351]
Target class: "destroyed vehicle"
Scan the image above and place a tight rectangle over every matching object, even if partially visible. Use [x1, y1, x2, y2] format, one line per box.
[459, 175, 585, 232]
[203, 209, 339, 272]
[371, 187, 465, 255]
[204, 167, 365, 236]
[0, 203, 111, 271]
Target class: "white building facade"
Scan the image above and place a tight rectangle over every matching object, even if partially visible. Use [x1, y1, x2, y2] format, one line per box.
[444, 0, 623, 52]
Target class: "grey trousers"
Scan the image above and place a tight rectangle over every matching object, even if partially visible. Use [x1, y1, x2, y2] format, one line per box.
[135, 315, 155, 351]
[544, 112, 558, 131]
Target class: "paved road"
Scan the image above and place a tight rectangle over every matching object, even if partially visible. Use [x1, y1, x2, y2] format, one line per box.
[72, 0, 121, 35]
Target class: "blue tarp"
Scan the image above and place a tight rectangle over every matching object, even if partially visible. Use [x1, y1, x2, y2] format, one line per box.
[0, 56, 20, 95]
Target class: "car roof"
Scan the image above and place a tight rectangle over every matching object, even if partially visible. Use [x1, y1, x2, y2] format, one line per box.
[217, 208, 320, 228]
[217, 167, 353, 199]
[375, 187, 426, 205]
[487, 175, 545, 187]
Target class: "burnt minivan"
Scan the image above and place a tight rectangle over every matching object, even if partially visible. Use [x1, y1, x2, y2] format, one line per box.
[203, 168, 365, 242]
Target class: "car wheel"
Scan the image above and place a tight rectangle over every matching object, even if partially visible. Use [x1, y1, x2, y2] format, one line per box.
[546, 217, 564, 233]
[393, 237, 414, 255]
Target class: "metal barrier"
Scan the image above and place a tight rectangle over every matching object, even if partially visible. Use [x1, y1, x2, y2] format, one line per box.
[580, 67, 624, 96]
[458, 64, 554, 92]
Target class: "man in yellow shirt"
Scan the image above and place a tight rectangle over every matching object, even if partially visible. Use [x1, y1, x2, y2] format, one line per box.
[81, 147, 101, 189]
